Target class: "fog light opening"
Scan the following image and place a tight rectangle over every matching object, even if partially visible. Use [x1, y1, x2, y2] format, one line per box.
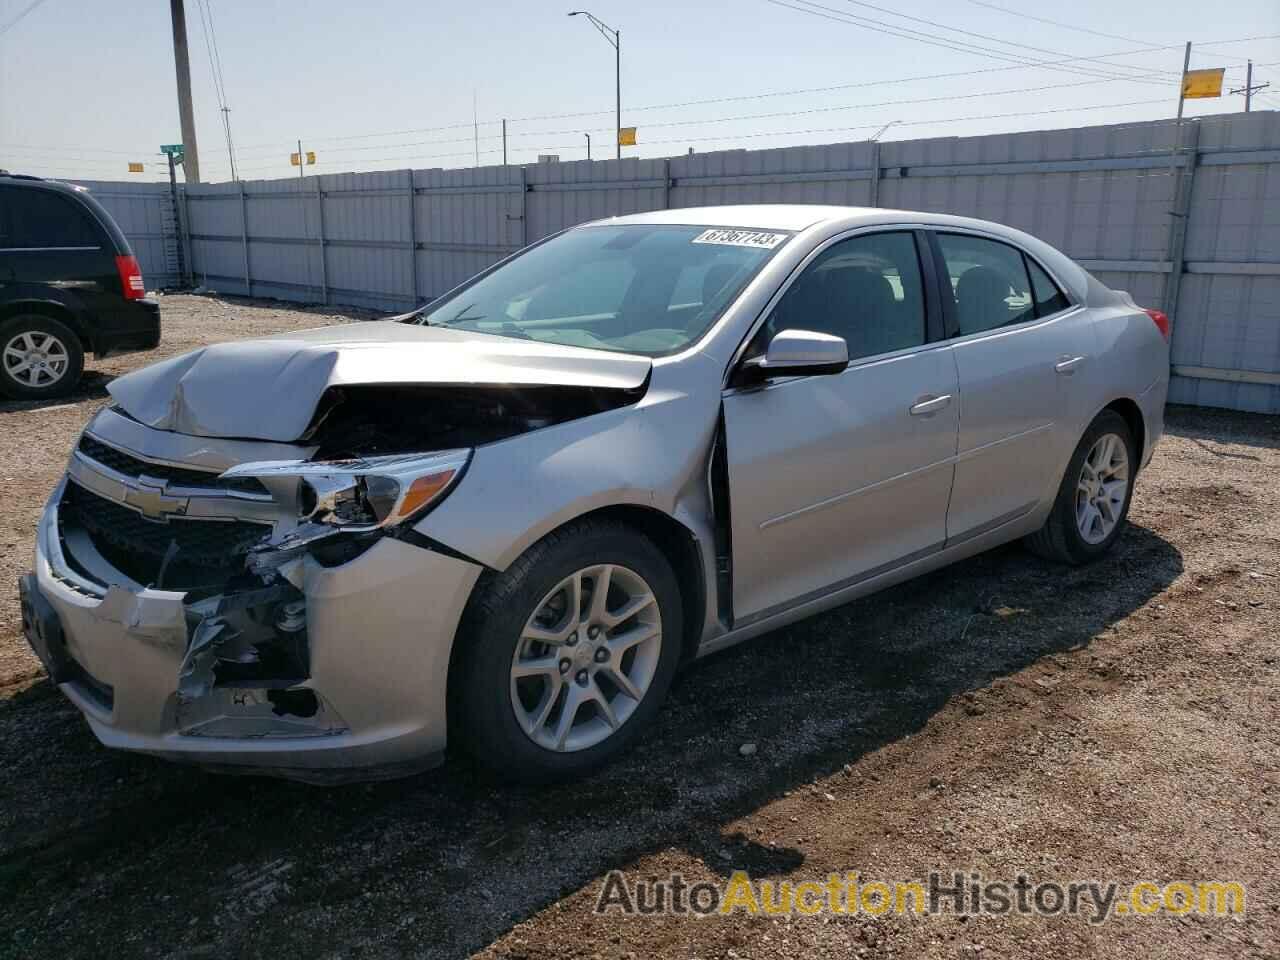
[267, 688, 319, 718]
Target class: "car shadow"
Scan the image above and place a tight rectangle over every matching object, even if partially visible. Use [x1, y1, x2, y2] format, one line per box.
[0, 370, 113, 414]
[1164, 403, 1280, 454]
[0, 522, 1183, 958]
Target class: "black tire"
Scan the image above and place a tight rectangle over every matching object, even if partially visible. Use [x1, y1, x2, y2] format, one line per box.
[451, 518, 683, 783]
[0, 314, 85, 400]
[1024, 409, 1137, 565]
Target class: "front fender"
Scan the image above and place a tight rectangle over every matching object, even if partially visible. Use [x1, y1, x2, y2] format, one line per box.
[416, 356, 723, 573]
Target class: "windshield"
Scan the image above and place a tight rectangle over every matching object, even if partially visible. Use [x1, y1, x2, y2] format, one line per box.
[410, 224, 792, 356]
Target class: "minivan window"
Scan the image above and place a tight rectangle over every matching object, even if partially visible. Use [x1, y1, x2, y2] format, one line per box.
[7, 189, 100, 248]
[411, 224, 790, 356]
[766, 230, 926, 360]
[936, 233, 1035, 336]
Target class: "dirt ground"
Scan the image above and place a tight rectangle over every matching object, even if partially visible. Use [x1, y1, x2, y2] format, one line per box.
[0, 295, 1276, 960]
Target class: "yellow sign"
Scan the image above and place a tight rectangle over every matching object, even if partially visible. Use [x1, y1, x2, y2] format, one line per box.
[289, 152, 317, 166]
[1182, 68, 1225, 99]
[127, 162, 145, 174]
[617, 127, 637, 147]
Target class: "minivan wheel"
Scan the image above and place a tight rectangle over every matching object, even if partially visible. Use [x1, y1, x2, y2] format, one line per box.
[452, 519, 682, 782]
[0, 315, 84, 400]
[1024, 409, 1137, 565]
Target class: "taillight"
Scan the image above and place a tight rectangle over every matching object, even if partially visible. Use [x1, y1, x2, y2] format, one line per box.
[115, 254, 145, 300]
[1143, 307, 1170, 342]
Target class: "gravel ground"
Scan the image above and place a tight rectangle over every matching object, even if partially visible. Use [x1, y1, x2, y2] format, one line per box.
[0, 295, 1276, 959]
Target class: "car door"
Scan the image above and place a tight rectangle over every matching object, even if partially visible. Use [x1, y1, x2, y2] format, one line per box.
[721, 229, 959, 626]
[930, 230, 1096, 543]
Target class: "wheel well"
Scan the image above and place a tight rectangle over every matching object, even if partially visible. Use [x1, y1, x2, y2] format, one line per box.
[1104, 398, 1145, 470]
[571, 504, 707, 662]
[0, 301, 88, 350]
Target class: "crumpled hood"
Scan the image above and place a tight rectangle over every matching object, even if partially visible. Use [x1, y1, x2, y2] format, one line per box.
[107, 321, 653, 441]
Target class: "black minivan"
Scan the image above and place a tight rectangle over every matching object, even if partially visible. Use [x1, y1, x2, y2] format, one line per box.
[0, 173, 161, 399]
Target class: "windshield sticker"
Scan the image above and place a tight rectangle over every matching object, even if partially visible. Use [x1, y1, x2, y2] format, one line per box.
[691, 229, 788, 249]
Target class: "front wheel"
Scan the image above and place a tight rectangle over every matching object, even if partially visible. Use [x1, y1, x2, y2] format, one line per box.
[1025, 409, 1137, 565]
[452, 519, 683, 782]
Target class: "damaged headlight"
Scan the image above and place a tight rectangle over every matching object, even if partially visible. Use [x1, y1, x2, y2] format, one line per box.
[219, 450, 471, 575]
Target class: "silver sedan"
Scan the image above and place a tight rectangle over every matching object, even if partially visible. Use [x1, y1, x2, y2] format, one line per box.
[20, 205, 1169, 782]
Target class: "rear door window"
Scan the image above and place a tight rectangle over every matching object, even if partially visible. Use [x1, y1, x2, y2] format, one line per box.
[935, 233, 1035, 336]
[8, 189, 101, 248]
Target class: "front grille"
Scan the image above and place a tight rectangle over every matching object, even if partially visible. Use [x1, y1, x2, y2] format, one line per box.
[77, 435, 268, 496]
[60, 480, 270, 588]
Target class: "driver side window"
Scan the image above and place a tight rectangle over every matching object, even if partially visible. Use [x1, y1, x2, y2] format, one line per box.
[764, 231, 926, 362]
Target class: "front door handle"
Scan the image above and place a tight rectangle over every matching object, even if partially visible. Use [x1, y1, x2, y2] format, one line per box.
[909, 394, 952, 416]
[1055, 355, 1086, 375]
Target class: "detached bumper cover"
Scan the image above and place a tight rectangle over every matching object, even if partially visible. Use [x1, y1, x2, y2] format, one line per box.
[26, 484, 482, 779]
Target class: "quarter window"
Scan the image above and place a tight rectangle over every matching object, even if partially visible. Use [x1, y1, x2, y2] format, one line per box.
[936, 233, 1035, 336]
[766, 231, 926, 361]
[7, 189, 100, 248]
[1026, 257, 1070, 316]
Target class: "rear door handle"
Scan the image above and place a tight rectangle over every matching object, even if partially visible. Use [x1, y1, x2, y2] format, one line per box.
[909, 394, 952, 416]
[1055, 355, 1086, 375]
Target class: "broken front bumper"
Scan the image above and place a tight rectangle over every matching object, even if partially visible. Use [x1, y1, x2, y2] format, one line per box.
[25, 481, 482, 781]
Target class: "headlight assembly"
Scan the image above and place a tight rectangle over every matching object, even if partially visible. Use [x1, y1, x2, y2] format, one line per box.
[221, 448, 471, 534]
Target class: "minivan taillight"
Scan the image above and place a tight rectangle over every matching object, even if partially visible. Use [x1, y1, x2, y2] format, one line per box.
[1143, 307, 1170, 342]
[115, 254, 145, 300]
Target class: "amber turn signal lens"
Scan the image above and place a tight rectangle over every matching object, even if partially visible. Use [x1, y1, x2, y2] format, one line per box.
[397, 469, 458, 519]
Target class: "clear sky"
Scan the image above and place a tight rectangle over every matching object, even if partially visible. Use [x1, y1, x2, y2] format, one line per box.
[1, 0, 1277, 183]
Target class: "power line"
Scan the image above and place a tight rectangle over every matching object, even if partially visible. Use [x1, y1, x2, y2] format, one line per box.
[962, 0, 1264, 68]
[194, 0, 238, 180]
[768, 0, 1176, 87]
[229, 32, 1274, 157]
[831, 0, 1181, 81]
[0, 0, 52, 35]
[508, 76, 1149, 140]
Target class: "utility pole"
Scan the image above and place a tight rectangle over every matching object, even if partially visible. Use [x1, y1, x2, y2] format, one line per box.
[1175, 40, 1192, 121]
[1230, 60, 1271, 112]
[502, 119, 508, 165]
[615, 28, 620, 160]
[221, 106, 238, 180]
[168, 0, 201, 183]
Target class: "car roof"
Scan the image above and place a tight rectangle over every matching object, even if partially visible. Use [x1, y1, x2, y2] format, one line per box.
[595, 204, 1027, 236]
[0, 173, 92, 196]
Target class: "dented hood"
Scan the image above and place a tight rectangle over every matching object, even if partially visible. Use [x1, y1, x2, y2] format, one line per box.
[107, 321, 653, 441]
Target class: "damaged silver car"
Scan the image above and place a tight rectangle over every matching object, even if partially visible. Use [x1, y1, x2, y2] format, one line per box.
[19, 205, 1170, 782]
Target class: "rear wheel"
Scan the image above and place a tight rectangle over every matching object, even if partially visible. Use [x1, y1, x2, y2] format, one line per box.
[0, 314, 84, 400]
[452, 519, 682, 782]
[1025, 409, 1136, 565]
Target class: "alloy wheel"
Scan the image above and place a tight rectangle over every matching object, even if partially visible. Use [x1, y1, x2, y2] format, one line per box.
[510, 563, 662, 753]
[3, 330, 70, 389]
[1075, 432, 1129, 544]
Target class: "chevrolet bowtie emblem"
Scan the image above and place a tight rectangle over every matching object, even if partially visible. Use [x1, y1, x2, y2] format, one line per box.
[123, 477, 190, 521]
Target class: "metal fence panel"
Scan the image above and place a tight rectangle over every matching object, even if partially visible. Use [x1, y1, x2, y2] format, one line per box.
[84, 111, 1279, 412]
[77, 181, 178, 287]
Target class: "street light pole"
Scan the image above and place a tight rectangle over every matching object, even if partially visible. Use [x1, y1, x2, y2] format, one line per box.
[568, 11, 621, 160]
[585, 132, 591, 160]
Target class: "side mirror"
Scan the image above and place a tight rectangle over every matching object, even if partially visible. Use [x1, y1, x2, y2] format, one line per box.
[741, 329, 849, 382]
